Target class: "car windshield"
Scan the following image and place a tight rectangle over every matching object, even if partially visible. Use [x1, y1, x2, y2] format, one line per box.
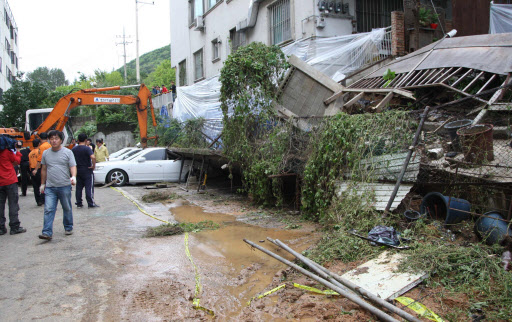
[110, 148, 132, 158]
[120, 149, 142, 160]
[124, 149, 146, 161]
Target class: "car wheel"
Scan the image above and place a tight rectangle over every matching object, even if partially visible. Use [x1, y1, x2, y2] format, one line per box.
[107, 169, 128, 186]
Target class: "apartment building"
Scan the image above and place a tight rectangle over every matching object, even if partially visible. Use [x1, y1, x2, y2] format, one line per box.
[170, 0, 404, 87]
[0, 0, 18, 100]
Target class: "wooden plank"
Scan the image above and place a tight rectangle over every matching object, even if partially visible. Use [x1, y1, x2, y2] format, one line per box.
[476, 74, 497, 94]
[426, 68, 445, 84]
[373, 92, 394, 111]
[463, 71, 485, 92]
[451, 68, 474, 87]
[433, 67, 453, 83]
[440, 66, 463, 84]
[344, 92, 365, 108]
[440, 83, 489, 104]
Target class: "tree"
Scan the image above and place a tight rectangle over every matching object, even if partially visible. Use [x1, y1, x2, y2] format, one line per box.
[0, 80, 48, 128]
[26, 67, 69, 90]
[144, 59, 175, 87]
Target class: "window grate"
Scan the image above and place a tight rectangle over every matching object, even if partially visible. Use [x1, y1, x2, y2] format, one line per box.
[269, 0, 291, 45]
[194, 49, 204, 81]
[356, 0, 403, 32]
[179, 60, 187, 86]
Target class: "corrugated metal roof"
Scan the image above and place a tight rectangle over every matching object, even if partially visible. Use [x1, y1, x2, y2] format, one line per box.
[336, 181, 413, 211]
[368, 33, 512, 77]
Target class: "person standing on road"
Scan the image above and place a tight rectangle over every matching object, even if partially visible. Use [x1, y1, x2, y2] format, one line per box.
[18, 141, 31, 197]
[86, 138, 96, 153]
[72, 134, 98, 209]
[38, 130, 77, 241]
[94, 139, 109, 162]
[29, 139, 43, 206]
[0, 137, 27, 235]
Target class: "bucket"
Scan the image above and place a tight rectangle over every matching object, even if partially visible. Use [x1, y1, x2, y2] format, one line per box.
[444, 119, 472, 152]
[475, 212, 512, 245]
[457, 124, 494, 163]
[420, 192, 471, 225]
[404, 210, 425, 222]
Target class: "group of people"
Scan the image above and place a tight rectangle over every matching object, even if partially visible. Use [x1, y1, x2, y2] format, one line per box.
[151, 81, 177, 102]
[0, 131, 109, 241]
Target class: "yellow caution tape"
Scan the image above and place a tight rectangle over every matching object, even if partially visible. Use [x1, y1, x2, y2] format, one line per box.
[247, 284, 286, 306]
[293, 283, 339, 296]
[185, 232, 215, 316]
[395, 296, 445, 322]
[110, 187, 170, 224]
[112, 187, 214, 316]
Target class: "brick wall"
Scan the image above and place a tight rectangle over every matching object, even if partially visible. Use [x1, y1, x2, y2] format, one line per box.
[391, 11, 405, 57]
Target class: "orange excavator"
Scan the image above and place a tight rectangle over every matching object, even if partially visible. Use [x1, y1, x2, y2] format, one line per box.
[0, 84, 158, 148]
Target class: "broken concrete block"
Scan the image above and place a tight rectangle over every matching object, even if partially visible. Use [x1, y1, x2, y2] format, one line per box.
[428, 148, 444, 159]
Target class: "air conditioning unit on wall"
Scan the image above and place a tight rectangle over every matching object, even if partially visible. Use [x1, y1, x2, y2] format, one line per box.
[195, 16, 205, 31]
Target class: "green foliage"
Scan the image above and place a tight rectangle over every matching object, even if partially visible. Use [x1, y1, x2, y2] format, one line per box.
[144, 220, 220, 237]
[116, 44, 171, 81]
[75, 121, 97, 138]
[301, 111, 414, 220]
[26, 67, 69, 90]
[219, 42, 291, 205]
[383, 68, 396, 88]
[95, 105, 137, 125]
[398, 232, 512, 319]
[91, 70, 125, 87]
[0, 79, 48, 128]
[144, 59, 176, 88]
[418, 7, 439, 26]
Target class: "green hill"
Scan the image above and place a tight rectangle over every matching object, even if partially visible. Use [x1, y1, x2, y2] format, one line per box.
[116, 44, 170, 76]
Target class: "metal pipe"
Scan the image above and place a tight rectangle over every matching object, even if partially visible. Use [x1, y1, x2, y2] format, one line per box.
[384, 106, 430, 214]
[269, 238, 422, 322]
[243, 239, 399, 322]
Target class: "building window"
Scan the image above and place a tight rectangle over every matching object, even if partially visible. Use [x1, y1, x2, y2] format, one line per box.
[190, 0, 204, 24]
[230, 28, 246, 52]
[0, 57, 2, 73]
[356, 0, 403, 32]
[179, 60, 187, 86]
[5, 38, 10, 53]
[0, 88, 3, 101]
[212, 38, 221, 61]
[207, 0, 221, 10]
[193, 49, 204, 81]
[269, 0, 291, 45]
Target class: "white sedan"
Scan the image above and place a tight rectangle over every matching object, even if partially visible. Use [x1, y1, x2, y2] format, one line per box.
[93, 147, 191, 186]
[108, 148, 142, 161]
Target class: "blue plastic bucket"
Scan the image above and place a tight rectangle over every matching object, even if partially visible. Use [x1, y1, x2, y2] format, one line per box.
[475, 212, 512, 245]
[420, 192, 471, 225]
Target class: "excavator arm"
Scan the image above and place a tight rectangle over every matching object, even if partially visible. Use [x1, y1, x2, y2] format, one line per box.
[26, 84, 158, 148]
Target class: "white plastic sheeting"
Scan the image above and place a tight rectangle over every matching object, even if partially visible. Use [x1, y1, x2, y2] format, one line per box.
[490, 2, 512, 34]
[281, 28, 390, 82]
[172, 28, 391, 139]
[173, 75, 224, 140]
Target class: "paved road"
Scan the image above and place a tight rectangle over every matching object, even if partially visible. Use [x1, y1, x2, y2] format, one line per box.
[0, 185, 171, 321]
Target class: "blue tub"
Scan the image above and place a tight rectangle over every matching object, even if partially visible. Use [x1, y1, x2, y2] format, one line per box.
[475, 212, 512, 245]
[420, 192, 471, 225]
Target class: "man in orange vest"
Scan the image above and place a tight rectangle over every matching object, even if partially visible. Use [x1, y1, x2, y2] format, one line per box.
[29, 139, 43, 206]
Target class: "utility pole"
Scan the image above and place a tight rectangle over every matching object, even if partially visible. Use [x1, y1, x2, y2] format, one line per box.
[135, 0, 154, 83]
[116, 27, 132, 83]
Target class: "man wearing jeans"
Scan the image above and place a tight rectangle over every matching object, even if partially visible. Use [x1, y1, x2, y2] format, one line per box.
[38, 130, 77, 241]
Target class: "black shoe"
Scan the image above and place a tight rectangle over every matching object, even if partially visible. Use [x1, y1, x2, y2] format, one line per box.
[0, 229, 7, 236]
[37, 202, 43, 206]
[65, 230, 73, 235]
[10, 227, 27, 235]
[77, 204, 83, 208]
[38, 234, 52, 240]
[88, 204, 100, 208]
[22, 193, 27, 196]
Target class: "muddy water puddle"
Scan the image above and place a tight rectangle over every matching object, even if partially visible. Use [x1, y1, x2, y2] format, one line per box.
[170, 205, 315, 319]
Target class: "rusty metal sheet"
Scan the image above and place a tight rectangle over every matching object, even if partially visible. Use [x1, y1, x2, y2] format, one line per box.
[367, 33, 512, 78]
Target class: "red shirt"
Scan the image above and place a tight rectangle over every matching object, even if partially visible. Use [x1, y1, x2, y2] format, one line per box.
[0, 149, 21, 186]
[161, 86, 169, 93]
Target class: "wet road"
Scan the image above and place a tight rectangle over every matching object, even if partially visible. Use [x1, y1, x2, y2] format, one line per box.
[0, 184, 314, 321]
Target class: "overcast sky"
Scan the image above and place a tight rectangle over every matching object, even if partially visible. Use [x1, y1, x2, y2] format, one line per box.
[10, 0, 171, 83]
